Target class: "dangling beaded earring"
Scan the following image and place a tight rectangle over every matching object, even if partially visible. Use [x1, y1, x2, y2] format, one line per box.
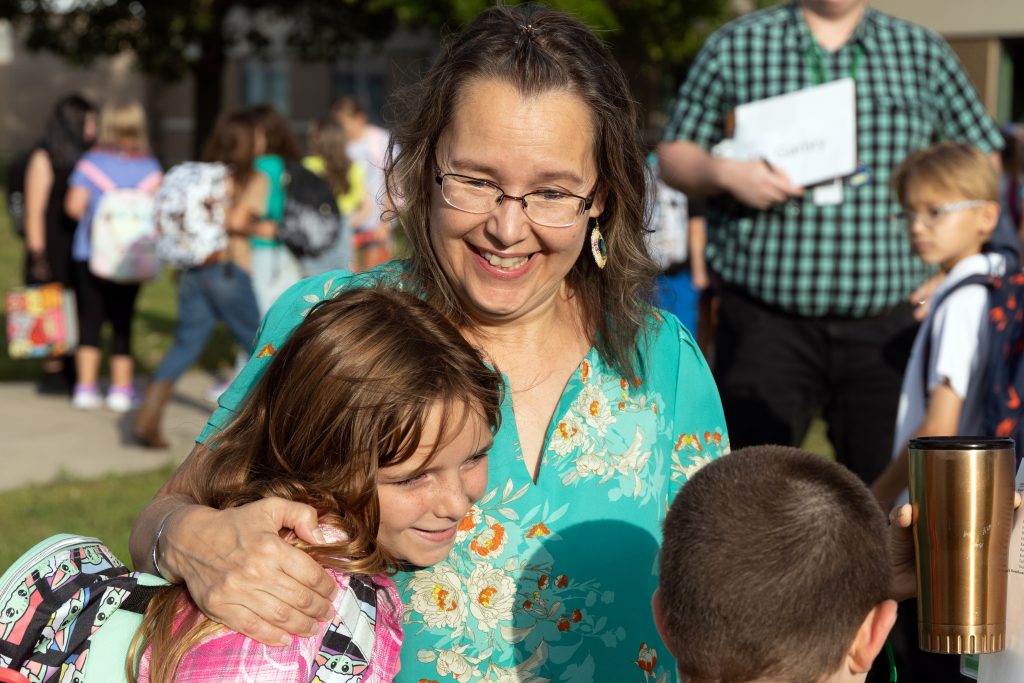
[590, 219, 607, 270]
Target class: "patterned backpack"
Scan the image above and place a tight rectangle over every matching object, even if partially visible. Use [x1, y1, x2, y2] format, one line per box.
[153, 162, 230, 269]
[279, 162, 343, 258]
[0, 534, 167, 683]
[78, 161, 162, 283]
[924, 271, 1024, 467]
[0, 534, 382, 683]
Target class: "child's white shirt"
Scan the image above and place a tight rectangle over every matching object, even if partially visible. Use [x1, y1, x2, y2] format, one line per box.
[891, 252, 1007, 465]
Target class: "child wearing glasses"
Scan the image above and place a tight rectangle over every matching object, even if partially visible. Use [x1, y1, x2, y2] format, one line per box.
[871, 142, 1003, 509]
[654, 445, 898, 683]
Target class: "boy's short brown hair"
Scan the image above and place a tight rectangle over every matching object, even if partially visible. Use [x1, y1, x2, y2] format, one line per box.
[892, 141, 999, 205]
[659, 446, 890, 683]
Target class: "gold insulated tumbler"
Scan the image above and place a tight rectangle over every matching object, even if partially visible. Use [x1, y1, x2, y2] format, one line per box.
[909, 437, 1016, 654]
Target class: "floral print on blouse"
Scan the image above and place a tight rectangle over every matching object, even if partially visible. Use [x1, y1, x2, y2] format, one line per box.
[199, 263, 729, 683]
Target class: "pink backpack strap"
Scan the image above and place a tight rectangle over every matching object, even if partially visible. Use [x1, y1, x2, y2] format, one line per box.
[137, 170, 163, 194]
[76, 160, 117, 193]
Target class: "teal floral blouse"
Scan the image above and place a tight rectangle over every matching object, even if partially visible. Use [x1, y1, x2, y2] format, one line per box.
[198, 263, 729, 683]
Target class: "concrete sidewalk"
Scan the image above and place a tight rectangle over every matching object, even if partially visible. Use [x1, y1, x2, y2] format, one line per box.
[0, 371, 222, 491]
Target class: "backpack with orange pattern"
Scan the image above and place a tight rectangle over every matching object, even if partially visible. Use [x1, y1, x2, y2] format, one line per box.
[924, 271, 1024, 467]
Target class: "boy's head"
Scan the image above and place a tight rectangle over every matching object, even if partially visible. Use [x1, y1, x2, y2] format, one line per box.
[654, 446, 896, 683]
[891, 142, 999, 272]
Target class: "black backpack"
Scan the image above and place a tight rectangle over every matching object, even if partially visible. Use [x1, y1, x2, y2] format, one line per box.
[278, 162, 342, 258]
[5, 149, 33, 239]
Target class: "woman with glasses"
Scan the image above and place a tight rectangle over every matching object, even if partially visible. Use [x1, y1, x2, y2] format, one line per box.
[128, 5, 727, 680]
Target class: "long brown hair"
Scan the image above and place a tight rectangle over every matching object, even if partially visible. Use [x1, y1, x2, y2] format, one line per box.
[130, 286, 503, 683]
[386, 4, 658, 380]
[202, 110, 259, 187]
[249, 103, 302, 161]
[310, 118, 353, 196]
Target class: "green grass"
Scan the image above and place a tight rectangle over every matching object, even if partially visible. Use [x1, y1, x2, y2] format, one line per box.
[0, 465, 175, 570]
[0, 192, 238, 571]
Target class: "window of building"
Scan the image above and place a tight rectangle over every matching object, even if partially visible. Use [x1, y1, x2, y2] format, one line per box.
[243, 60, 290, 115]
[331, 69, 387, 125]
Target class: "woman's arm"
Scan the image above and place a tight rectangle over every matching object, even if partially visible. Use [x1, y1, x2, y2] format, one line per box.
[23, 149, 53, 255]
[870, 381, 963, 509]
[129, 443, 339, 645]
[64, 185, 90, 221]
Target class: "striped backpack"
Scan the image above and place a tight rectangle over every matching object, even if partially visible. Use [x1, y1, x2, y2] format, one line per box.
[0, 534, 166, 683]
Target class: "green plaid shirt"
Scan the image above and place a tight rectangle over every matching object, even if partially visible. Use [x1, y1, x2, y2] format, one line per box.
[664, 3, 1003, 317]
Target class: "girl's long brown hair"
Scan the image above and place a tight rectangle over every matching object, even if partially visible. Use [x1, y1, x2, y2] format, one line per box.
[129, 286, 503, 683]
[310, 118, 353, 197]
[202, 110, 259, 187]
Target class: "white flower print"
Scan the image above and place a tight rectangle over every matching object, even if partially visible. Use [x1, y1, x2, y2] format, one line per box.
[574, 451, 607, 479]
[466, 564, 517, 632]
[576, 383, 614, 437]
[407, 565, 468, 630]
[550, 411, 589, 457]
[456, 505, 483, 543]
[435, 647, 476, 679]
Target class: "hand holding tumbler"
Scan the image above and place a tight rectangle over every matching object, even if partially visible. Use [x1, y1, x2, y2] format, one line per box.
[909, 437, 1016, 654]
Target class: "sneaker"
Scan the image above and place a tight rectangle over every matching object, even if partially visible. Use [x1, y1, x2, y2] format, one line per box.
[106, 386, 137, 413]
[72, 385, 102, 410]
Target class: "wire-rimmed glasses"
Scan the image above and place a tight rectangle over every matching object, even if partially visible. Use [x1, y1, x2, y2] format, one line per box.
[434, 167, 594, 228]
[892, 200, 989, 229]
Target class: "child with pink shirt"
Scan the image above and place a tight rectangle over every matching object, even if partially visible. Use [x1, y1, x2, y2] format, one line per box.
[133, 286, 502, 682]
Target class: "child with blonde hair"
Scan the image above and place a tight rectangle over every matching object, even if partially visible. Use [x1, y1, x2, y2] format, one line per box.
[872, 142, 1003, 507]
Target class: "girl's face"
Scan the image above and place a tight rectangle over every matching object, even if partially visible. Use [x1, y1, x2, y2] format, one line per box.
[377, 402, 492, 567]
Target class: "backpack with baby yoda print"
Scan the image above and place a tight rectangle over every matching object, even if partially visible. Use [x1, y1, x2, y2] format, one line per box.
[0, 534, 167, 683]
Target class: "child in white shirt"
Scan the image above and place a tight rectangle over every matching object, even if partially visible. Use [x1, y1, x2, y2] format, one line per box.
[872, 142, 1003, 508]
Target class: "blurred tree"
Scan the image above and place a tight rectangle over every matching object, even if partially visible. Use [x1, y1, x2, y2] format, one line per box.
[0, 0, 399, 155]
[0, 0, 763, 151]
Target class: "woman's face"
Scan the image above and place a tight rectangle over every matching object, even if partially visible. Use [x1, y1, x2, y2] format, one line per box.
[376, 402, 492, 567]
[430, 78, 604, 326]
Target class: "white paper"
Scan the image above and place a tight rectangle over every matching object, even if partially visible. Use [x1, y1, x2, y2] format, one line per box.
[977, 466, 1024, 681]
[732, 78, 857, 188]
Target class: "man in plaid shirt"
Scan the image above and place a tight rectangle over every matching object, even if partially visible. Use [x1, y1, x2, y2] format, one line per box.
[658, 0, 1005, 485]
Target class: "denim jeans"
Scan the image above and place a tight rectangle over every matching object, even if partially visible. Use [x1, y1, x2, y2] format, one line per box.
[153, 263, 260, 382]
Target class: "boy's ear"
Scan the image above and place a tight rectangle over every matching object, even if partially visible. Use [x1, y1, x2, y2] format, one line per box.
[978, 200, 1000, 238]
[651, 589, 678, 658]
[846, 599, 898, 674]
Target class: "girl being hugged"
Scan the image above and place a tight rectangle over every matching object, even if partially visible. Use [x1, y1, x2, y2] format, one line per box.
[135, 286, 502, 682]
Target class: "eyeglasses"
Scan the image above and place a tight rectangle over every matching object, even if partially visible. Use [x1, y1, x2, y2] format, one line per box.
[892, 200, 989, 228]
[434, 167, 595, 228]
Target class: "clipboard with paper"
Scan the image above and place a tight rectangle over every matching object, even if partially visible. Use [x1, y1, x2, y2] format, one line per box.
[731, 77, 857, 188]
